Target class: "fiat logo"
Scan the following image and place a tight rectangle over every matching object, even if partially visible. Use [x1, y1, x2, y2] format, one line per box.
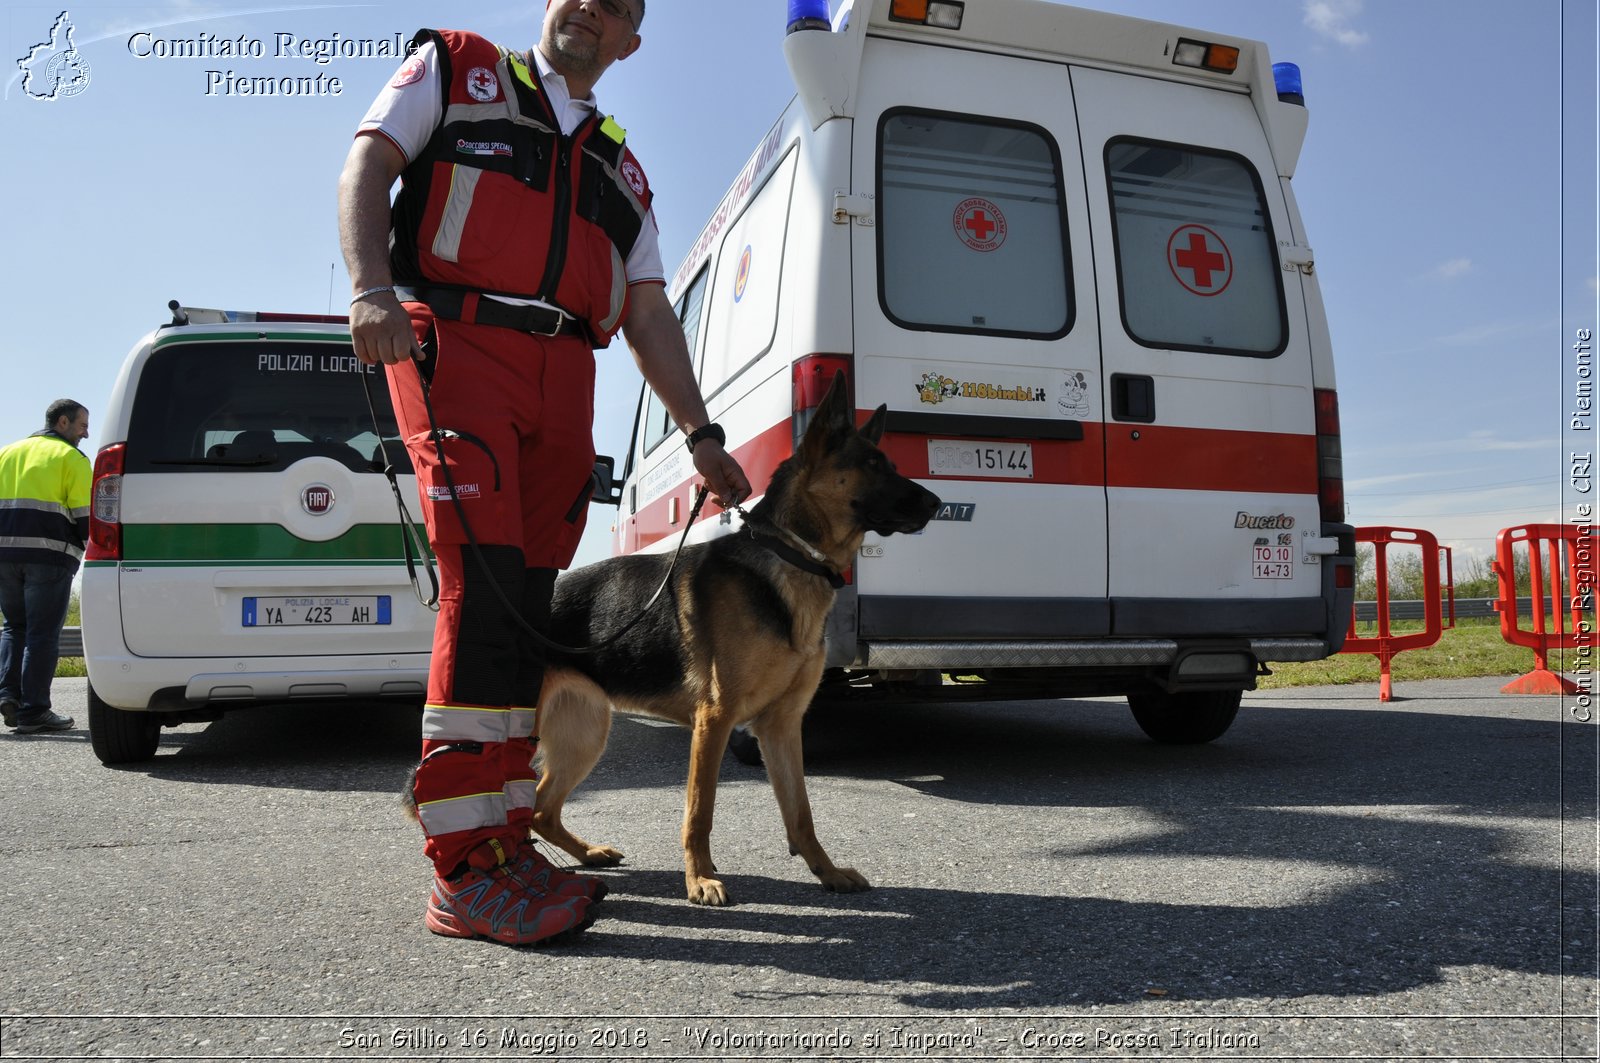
[301, 484, 335, 515]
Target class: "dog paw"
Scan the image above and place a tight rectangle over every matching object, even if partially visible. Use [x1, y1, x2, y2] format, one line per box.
[818, 867, 871, 893]
[686, 876, 730, 906]
[579, 845, 624, 866]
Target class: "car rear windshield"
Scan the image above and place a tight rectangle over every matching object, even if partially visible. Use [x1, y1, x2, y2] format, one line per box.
[124, 338, 412, 475]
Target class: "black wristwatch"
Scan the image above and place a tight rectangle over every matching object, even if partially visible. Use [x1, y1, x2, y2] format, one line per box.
[685, 422, 726, 454]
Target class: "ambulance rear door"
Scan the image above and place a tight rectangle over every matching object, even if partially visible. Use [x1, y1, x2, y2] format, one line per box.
[1072, 67, 1324, 637]
[848, 39, 1109, 641]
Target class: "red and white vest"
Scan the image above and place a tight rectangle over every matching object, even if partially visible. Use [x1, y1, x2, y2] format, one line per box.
[390, 29, 653, 345]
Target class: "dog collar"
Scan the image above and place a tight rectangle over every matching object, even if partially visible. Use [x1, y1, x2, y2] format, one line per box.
[748, 531, 846, 588]
[737, 515, 846, 589]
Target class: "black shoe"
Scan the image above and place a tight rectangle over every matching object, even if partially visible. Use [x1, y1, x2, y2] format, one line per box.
[0, 698, 18, 728]
[15, 710, 74, 734]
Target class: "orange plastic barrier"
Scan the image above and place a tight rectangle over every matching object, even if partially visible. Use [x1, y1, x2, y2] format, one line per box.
[1341, 527, 1453, 701]
[1494, 524, 1598, 695]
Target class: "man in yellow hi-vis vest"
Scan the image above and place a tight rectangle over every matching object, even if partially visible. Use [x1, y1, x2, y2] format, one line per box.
[0, 399, 91, 734]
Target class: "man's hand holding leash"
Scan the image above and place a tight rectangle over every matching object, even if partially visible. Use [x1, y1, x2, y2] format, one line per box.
[349, 290, 425, 366]
[340, 134, 424, 368]
[690, 435, 750, 511]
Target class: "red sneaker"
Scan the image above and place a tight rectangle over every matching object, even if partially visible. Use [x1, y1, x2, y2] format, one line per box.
[425, 841, 593, 946]
[511, 840, 609, 902]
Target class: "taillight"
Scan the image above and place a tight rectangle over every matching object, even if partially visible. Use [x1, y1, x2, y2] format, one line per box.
[86, 443, 125, 561]
[792, 354, 853, 448]
[1314, 389, 1344, 524]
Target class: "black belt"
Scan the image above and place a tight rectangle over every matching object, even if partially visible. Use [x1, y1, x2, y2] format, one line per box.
[396, 285, 586, 338]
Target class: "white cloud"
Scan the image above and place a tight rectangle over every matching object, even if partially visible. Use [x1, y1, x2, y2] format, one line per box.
[1429, 257, 1473, 281]
[1303, 0, 1370, 47]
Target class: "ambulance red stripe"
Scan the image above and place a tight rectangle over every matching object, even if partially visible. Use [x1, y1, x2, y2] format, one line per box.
[618, 415, 1317, 553]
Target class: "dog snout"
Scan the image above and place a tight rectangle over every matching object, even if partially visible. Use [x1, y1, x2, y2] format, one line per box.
[903, 483, 942, 531]
[863, 481, 941, 534]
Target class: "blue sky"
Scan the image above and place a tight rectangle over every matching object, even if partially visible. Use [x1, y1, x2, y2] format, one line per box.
[2, 0, 1594, 572]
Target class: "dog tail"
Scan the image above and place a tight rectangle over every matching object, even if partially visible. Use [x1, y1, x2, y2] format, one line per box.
[400, 762, 420, 823]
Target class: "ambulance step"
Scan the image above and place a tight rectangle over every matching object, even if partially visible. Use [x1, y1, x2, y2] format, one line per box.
[861, 638, 1327, 670]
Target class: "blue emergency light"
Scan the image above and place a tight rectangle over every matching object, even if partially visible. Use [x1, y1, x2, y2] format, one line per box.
[787, 0, 831, 33]
[1273, 62, 1304, 106]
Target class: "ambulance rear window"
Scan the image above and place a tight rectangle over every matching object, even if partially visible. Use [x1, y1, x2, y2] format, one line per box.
[878, 110, 1073, 339]
[124, 340, 410, 475]
[1106, 138, 1287, 356]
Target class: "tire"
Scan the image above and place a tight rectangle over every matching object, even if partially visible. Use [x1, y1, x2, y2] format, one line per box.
[87, 682, 161, 765]
[1127, 688, 1242, 745]
[727, 727, 763, 767]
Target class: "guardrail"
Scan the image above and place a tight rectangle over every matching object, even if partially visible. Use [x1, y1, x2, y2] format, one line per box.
[1354, 598, 1555, 622]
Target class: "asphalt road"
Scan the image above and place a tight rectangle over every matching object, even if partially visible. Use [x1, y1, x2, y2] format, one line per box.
[0, 677, 1594, 1062]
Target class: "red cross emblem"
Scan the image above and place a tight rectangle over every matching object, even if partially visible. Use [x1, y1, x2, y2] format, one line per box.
[1167, 224, 1233, 296]
[465, 66, 499, 102]
[953, 197, 1007, 252]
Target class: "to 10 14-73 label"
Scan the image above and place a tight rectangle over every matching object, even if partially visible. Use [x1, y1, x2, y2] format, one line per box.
[1252, 544, 1293, 579]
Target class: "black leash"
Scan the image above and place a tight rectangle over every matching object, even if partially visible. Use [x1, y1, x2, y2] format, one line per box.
[360, 362, 709, 656]
[359, 366, 440, 611]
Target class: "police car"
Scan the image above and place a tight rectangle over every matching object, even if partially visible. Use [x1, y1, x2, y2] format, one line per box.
[80, 304, 435, 764]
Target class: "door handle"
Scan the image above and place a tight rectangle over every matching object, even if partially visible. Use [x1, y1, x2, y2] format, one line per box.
[1111, 374, 1155, 423]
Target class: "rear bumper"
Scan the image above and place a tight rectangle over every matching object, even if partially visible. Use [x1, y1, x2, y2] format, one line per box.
[84, 652, 429, 711]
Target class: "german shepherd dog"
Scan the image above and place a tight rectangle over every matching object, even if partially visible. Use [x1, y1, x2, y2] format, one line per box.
[531, 374, 941, 905]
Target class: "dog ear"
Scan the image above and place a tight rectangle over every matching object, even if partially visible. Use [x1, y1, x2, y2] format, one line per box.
[860, 404, 888, 445]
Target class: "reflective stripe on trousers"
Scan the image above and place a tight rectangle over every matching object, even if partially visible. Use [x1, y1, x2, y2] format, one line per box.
[422, 703, 536, 744]
[416, 790, 507, 836]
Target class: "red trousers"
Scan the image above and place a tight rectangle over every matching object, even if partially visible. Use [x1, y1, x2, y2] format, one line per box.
[387, 305, 596, 875]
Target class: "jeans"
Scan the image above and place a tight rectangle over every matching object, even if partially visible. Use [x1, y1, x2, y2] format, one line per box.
[0, 561, 76, 715]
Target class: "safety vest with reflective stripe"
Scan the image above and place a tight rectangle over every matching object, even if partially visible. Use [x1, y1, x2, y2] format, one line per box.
[389, 29, 653, 347]
[0, 432, 91, 571]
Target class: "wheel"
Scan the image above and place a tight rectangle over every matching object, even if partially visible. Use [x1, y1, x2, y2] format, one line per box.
[1127, 688, 1242, 745]
[727, 726, 763, 767]
[87, 682, 161, 765]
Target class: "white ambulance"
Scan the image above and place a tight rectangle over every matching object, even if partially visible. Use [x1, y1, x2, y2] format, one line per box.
[612, 0, 1355, 744]
[80, 305, 436, 764]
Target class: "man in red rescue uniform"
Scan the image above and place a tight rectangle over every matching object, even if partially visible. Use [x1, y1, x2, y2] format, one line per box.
[338, 0, 750, 947]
